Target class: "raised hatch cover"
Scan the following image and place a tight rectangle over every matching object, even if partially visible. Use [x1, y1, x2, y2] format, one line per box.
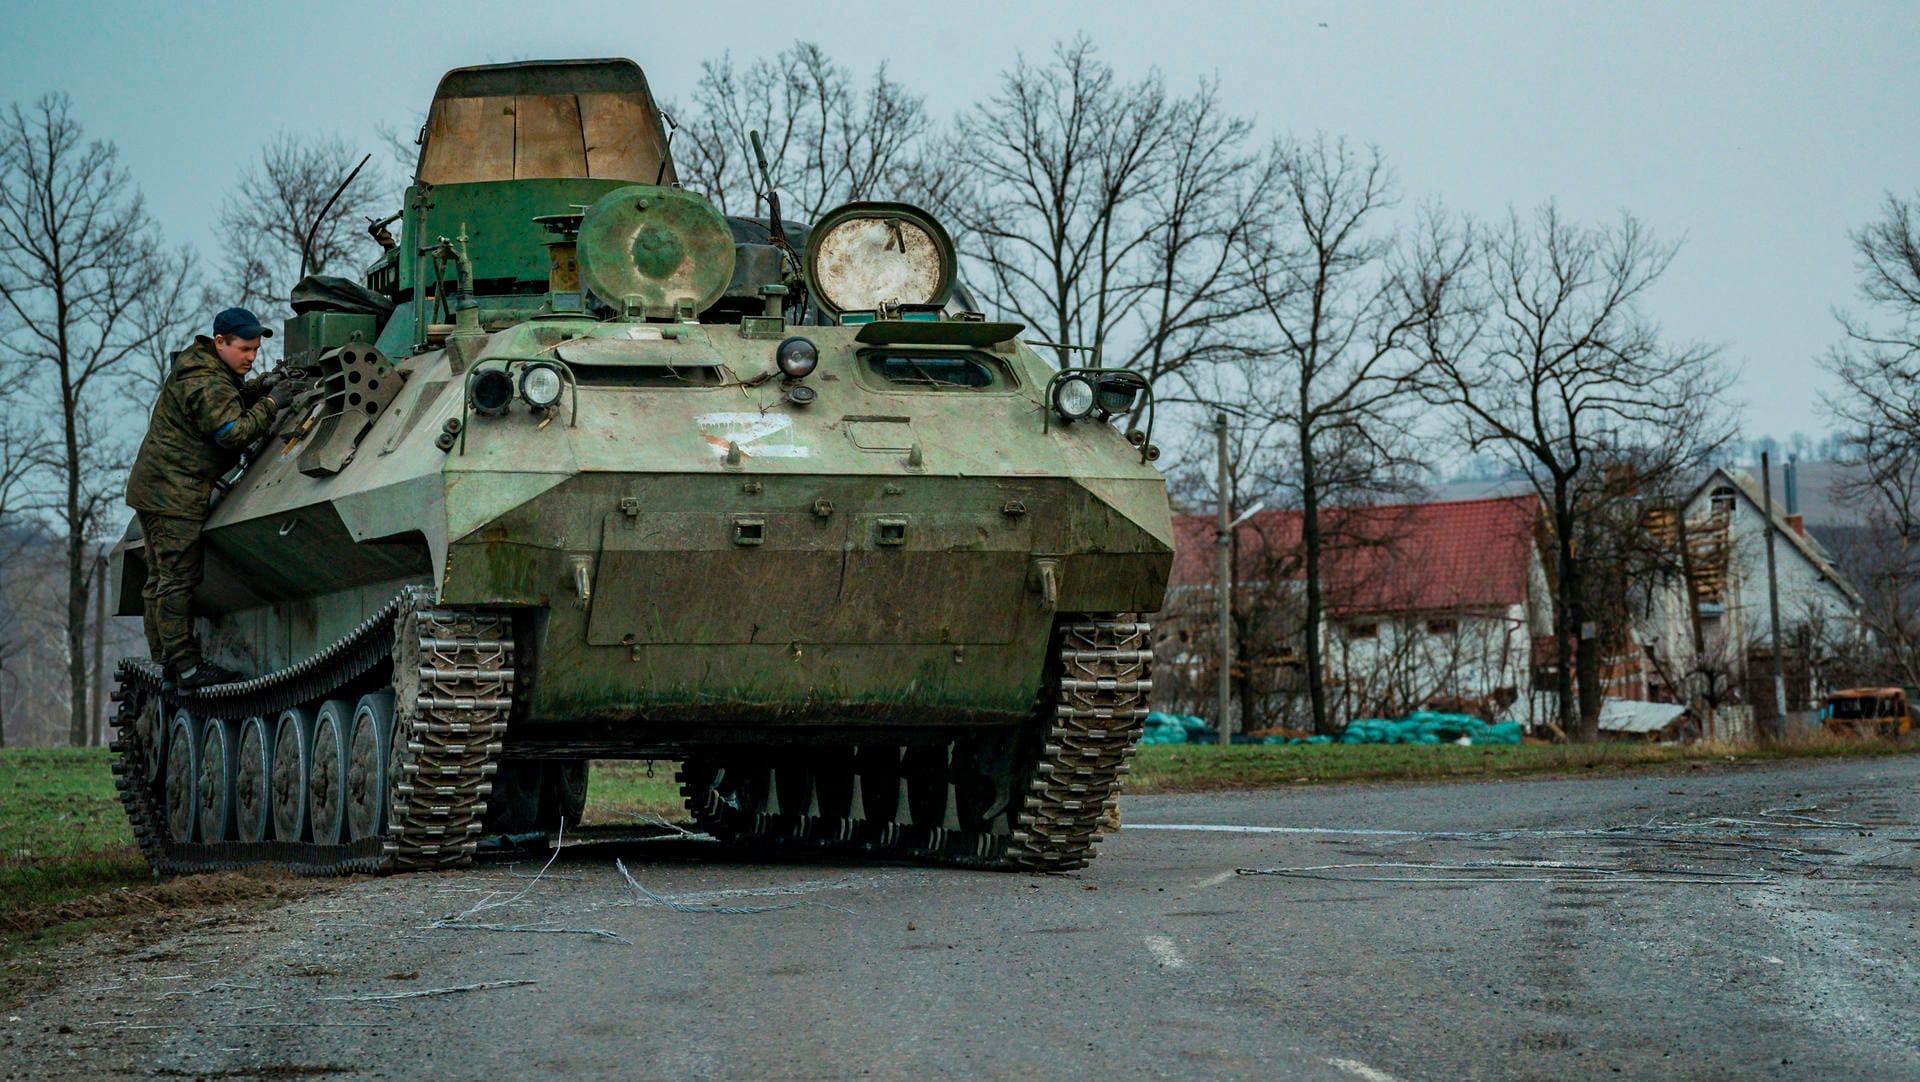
[803, 202, 955, 319]
[576, 185, 734, 319]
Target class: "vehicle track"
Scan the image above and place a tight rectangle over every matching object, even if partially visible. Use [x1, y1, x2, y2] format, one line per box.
[678, 617, 1152, 871]
[109, 587, 512, 875]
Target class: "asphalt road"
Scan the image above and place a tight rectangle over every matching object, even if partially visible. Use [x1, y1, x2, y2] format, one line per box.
[5, 756, 1918, 1081]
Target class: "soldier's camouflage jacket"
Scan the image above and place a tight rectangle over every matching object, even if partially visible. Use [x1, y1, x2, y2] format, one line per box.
[125, 336, 277, 521]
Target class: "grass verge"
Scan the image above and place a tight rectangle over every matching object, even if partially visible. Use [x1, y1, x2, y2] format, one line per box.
[1, 748, 147, 930]
[0, 748, 317, 1006]
[1126, 734, 1920, 793]
[581, 760, 691, 827]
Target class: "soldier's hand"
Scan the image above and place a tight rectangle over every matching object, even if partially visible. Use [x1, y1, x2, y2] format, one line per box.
[267, 378, 314, 409]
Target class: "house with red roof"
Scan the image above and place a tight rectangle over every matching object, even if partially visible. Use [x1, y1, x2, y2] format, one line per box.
[1161, 494, 1553, 730]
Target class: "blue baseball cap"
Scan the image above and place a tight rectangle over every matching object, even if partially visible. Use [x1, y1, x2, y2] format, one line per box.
[212, 307, 272, 340]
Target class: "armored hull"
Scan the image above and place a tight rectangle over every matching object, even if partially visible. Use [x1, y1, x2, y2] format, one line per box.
[109, 58, 1171, 874]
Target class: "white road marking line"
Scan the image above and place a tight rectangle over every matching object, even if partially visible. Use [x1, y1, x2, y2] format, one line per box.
[1324, 1056, 1405, 1082]
[1143, 935, 1186, 969]
[1130, 822, 1638, 839]
[1129, 823, 1430, 836]
[1193, 870, 1237, 889]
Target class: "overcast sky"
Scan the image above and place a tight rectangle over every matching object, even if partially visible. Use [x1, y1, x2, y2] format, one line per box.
[4, 0, 1916, 444]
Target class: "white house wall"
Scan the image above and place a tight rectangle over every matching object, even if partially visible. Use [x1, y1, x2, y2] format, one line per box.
[1700, 490, 1853, 627]
[1658, 478, 1861, 691]
[1326, 603, 1534, 720]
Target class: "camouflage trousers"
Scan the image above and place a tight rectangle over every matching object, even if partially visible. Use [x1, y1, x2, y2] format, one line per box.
[137, 511, 205, 673]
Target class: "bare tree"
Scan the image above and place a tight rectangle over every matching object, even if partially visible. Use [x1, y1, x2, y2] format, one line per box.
[1822, 192, 1920, 502]
[1107, 83, 1276, 385]
[0, 537, 75, 746]
[676, 43, 934, 219]
[1419, 204, 1733, 740]
[936, 39, 1181, 366]
[129, 242, 205, 398]
[374, 115, 425, 177]
[0, 93, 169, 745]
[1202, 137, 1462, 734]
[1818, 191, 1920, 684]
[0, 409, 49, 749]
[215, 133, 382, 335]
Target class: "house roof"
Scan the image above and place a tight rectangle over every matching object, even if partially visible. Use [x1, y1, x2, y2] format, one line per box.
[1599, 699, 1689, 734]
[1171, 494, 1542, 617]
[1435, 460, 1863, 531]
[1690, 468, 1863, 607]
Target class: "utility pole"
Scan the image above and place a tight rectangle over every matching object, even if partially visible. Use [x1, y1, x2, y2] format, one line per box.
[92, 555, 106, 747]
[1761, 453, 1787, 739]
[1214, 414, 1233, 748]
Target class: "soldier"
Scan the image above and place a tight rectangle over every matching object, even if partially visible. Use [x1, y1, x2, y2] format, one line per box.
[125, 308, 309, 691]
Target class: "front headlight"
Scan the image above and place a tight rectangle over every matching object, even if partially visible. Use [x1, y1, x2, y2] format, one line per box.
[1052, 374, 1096, 421]
[470, 368, 515, 416]
[1093, 371, 1148, 417]
[520, 363, 564, 409]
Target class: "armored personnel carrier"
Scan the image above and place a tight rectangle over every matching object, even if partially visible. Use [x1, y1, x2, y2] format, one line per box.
[109, 58, 1172, 875]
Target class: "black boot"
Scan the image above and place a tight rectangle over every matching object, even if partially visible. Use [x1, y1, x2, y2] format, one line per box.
[178, 661, 247, 691]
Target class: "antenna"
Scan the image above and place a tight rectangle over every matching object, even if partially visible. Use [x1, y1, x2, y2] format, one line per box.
[749, 131, 797, 266]
[298, 153, 372, 283]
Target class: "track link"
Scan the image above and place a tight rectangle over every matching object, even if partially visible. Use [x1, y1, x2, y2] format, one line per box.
[679, 617, 1152, 871]
[109, 587, 513, 875]
[1006, 619, 1152, 870]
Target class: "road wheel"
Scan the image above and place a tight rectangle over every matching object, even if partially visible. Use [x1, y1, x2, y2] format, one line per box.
[483, 761, 544, 834]
[536, 761, 590, 829]
[164, 709, 200, 844]
[385, 704, 410, 836]
[952, 731, 1019, 833]
[198, 717, 238, 843]
[139, 698, 167, 786]
[346, 692, 395, 841]
[271, 708, 314, 842]
[310, 700, 353, 844]
[773, 761, 811, 818]
[234, 716, 272, 842]
[725, 760, 771, 825]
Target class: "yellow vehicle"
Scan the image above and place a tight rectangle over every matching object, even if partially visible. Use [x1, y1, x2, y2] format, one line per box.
[1820, 688, 1916, 737]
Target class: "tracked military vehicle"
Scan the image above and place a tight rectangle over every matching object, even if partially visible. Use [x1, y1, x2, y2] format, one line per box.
[108, 58, 1172, 875]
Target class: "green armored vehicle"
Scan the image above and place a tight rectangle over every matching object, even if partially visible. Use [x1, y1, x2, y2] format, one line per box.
[109, 58, 1171, 874]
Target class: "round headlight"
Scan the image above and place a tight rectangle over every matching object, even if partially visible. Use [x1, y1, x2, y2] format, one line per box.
[520, 363, 564, 409]
[470, 368, 515, 416]
[776, 336, 819, 379]
[1052, 375, 1097, 421]
[1094, 372, 1147, 417]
